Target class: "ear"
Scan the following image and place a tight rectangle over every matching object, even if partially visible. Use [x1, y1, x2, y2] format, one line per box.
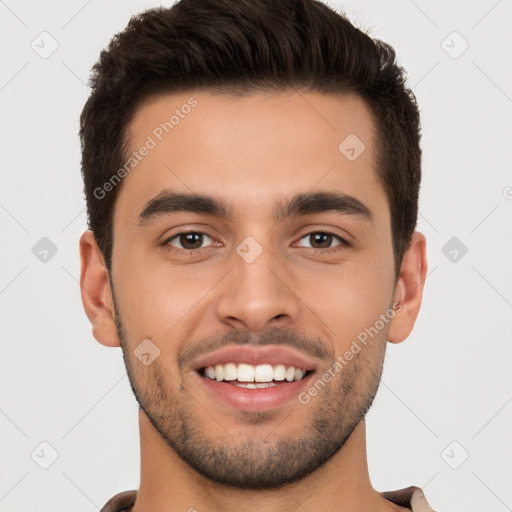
[79, 230, 120, 347]
[387, 231, 428, 344]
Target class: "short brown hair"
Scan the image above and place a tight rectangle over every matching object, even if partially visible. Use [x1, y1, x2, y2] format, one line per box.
[80, 0, 422, 280]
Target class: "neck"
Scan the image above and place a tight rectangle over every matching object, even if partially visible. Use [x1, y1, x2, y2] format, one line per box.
[132, 410, 404, 512]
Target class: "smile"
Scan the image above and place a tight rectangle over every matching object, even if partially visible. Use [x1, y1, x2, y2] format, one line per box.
[195, 365, 316, 411]
[200, 362, 311, 388]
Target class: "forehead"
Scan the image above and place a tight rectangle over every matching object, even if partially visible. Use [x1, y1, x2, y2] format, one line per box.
[114, 89, 388, 225]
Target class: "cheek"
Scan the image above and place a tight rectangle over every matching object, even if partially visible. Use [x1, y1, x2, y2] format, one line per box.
[113, 256, 220, 341]
[305, 258, 394, 346]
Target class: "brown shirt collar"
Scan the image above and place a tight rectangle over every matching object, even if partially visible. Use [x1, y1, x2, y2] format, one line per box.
[100, 486, 435, 512]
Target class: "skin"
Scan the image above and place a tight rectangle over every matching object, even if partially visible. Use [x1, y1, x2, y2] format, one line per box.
[80, 89, 427, 512]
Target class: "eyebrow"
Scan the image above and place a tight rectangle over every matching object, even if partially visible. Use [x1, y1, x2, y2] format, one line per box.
[136, 190, 373, 226]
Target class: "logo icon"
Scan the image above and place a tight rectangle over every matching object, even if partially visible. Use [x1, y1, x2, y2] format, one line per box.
[441, 31, 469, 60]
[32, 237, 58, 263]
[442, 236, 468, 263]
[31, 31, 59, 59]
[236, 236, 263, 264]
[134, 338, 161, 366]
[31, 441, 59, 469]
[338, 134, 366, 161]
[441, 441, 469, 469]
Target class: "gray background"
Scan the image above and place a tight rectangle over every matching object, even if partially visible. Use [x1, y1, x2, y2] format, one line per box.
[1, 0, 511, 510]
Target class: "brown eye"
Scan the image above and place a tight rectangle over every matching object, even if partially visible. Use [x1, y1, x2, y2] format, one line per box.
[167, 232, 212, 250]
[296, 231, 346, 250]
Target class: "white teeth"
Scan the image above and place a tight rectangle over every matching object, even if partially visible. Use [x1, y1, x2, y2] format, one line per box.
[294, 368, 306, 381]
[273, 364, 286, 381]
[254, 364, 273, 382]
[215, 364, 224, 381]
[202, 362, 309, 384]
[223, 362, 237, 381]
[236, 382, 257, 389]
[237, 363, 255, 382]
[234, 382, 277, 389]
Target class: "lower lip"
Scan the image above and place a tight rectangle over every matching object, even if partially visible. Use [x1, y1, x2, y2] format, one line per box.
[194, 371, 315, 411]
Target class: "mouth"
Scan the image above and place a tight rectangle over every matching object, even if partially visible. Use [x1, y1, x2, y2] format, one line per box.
[199, 362, 314, 387]
[194, 362, 316, 411]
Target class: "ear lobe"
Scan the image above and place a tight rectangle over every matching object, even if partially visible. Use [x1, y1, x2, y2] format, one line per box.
[79, 230, 121, 348]
[387, 231, 428, 344]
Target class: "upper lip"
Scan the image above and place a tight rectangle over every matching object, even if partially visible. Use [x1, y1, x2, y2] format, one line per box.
[192, 345, 319, 373]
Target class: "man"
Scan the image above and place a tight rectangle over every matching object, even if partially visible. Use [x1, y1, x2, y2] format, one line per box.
[78, 0, 434, 510]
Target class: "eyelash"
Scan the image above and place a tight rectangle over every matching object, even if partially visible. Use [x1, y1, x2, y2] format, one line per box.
[162, 230, 350, 255]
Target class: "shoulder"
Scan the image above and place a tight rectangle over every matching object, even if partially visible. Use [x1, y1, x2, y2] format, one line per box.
[100, 490, 138, 512]
[381, 486, 436, 511]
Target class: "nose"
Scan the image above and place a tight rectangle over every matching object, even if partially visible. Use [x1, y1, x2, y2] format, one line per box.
[215, 239, 300, 332]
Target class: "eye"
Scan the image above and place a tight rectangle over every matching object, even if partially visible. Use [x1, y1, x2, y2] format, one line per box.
[163, 230, 348, 254]
[296, 231, 348, 251]
[165, 231, 214, 251]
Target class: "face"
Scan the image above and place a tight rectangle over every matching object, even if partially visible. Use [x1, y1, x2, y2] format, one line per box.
[108, 89, 401, 488]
